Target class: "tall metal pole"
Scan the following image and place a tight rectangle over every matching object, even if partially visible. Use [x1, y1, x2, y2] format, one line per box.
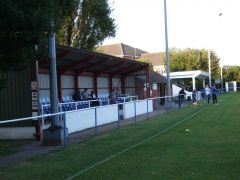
[208, 49, 211, 87]
[219, 13, 223, 91]
[220, 64, 223, 91]
[49, 4, 59, 126]
[164, 0, 171, 96]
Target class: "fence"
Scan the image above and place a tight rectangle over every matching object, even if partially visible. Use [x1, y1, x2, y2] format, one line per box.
[0, 89, 234, 145]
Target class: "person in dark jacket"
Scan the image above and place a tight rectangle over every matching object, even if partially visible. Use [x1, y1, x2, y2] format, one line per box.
[178, 88, 186, 108]
[109, 89, 116, 104]
[72, 89, 81, 101]
[192, 89, 198, 105]
[211, 84, 218, 104]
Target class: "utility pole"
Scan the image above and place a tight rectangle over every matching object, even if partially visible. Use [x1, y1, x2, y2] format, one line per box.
[220, 63, 223, 91]
[208, 49, 211, 87]
[164, 0, 171, 97]
[219, 13, 224, 91]
[43, 0, 66, 145]
[49, 15, 59, 127]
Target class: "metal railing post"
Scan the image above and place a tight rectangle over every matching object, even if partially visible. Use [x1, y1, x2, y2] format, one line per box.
[117, 104, 120, 129]
[147, 99, 149, 119]
[134, 101, 137, 124]
[173, 96, 176, 109]
[63, 112, 67, 147]
[95, 107, 98, 135]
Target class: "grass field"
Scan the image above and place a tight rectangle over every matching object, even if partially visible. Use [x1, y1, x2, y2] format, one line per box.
[0, 141, 18, 157]
[1, 93, 240, 179]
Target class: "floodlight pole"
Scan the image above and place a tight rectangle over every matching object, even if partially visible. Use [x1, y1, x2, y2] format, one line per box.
[219, 13, 224, 91]
[208, 49, 211, 87]
[220, 63, 223, 91]
[164, 0, 171, 97]
[49, 2, 59, 126]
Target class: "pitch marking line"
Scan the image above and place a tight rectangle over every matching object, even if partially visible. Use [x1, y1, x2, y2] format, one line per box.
[67, 106, 207, 180]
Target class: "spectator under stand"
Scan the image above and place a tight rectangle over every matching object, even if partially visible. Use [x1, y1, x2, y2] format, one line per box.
[38, 45, 151, 106]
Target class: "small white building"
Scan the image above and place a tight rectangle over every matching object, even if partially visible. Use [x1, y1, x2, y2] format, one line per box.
[163, 70, 210, 91]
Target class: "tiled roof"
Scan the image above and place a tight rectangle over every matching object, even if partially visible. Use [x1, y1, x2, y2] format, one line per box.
[98, 43, 148, 58]
[97, 43, 123, 56]
[141, 52, 166, 66]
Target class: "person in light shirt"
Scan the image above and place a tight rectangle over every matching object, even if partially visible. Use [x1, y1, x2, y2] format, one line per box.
[205, 85, 211, 104]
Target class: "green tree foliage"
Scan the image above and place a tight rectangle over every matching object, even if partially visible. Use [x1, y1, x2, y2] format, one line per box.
[56, 0, 116, 50]
[137, 57, 153, 70]
[170, 48, 220, 79]
[223, 66, 240, 82]
[0, 0, 75, 72]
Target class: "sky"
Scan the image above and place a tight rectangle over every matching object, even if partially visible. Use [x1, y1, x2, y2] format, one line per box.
[103, 0, 240, 65]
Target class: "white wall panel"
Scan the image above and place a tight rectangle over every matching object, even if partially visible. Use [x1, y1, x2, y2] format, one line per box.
[39, 74, 50, 97]
[62, 89, 74, 97]
[39, 90, 50, 97]
[97, 77, 109, 96]
[78, 76, 93, 89]
[98, 89, 109, 96]
[123, 102, 135, 119]
[0, 127, 35, 139]
[136, 100, 153, 115]
[61, 75, 74, 88]
[97, 105, 118, 125]
[97, 77, 109, 88]
[113, 78, 121, 88]
[66, 109, 95, 134]
[39, 74, 50, 89]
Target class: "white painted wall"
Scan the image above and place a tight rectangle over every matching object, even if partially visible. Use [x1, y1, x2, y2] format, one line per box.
[97, 77, 109, 95]
[112, 78, 121, 88]
[78, 76, 94, 89]
[123, 102, 135, 119]
[125, 76, 135, 96]
[123, 100, 153, 119]
[136, 100, 153, 115]
[66, 109, 96, 134]
[65, 105, 118, 134]
[61, 75, 74, 96]
[39, 74, 50, 97]
[0, 127, 35, 140]
[96, 105, 118, 126]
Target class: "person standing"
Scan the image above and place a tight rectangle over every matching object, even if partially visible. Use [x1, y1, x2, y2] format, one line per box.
[192, 89, 197, 105]
[72, 89, 81, 101]
[81, 88, 89, 100]
[178, 87, 186, 108]
[205, 85, 211, 104]
[211, 84, 218, 104]
[109, 89, 116, 104]
[200, 86, 206, 100]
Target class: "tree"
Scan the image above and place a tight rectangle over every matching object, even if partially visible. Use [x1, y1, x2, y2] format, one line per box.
[169, 48, 221, 89]
[0, 0, 76, 90]
[170, 48, 220, 79]
[0, 0, 75, 72]
[56, 0, 116, 50]
[137, 57, 153, 70]
[223, 66, 240, 82]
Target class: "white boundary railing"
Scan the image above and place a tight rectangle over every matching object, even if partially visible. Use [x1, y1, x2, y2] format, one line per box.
[0, 89, 228, 144]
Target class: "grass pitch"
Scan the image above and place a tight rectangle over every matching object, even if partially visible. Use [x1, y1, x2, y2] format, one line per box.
[0, 93, 240, 179]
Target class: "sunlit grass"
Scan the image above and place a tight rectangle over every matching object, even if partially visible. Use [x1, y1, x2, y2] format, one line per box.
[0, 93, 239, 180]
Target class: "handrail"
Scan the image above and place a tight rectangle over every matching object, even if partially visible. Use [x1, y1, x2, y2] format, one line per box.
[0, 89, 227, 124]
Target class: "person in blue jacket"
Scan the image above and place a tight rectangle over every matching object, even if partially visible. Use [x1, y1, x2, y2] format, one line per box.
[211, 84, 218, 104]
[200, 86, 206, 100]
